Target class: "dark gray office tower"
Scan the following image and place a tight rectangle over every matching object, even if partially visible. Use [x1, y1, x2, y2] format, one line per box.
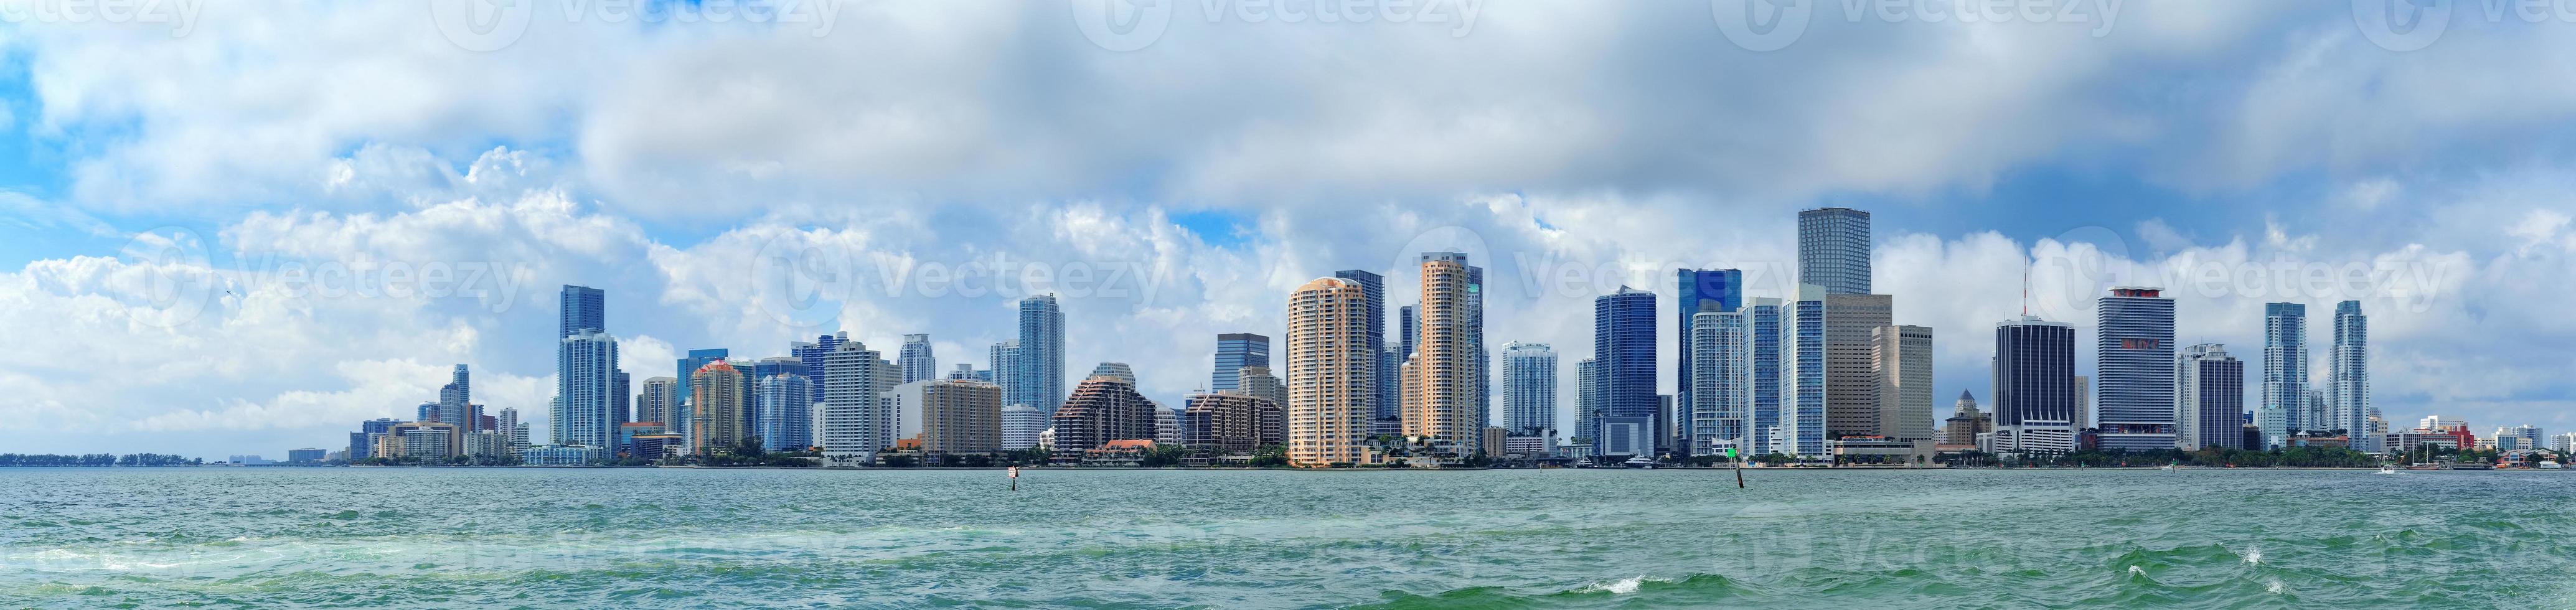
[559, 284, 604, 339]
[1797, 207, 1873, 296]
[1993, 316, 2077, 427]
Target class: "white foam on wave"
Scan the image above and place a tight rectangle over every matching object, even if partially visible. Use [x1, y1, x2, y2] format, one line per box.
[1579, 576, 1672, 595]
[2239, 547, 2262, 565]
[2127, 566, 2145, 576]
[2266, 579, 2285, 594]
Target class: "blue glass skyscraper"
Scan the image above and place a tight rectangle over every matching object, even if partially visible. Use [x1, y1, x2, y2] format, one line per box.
[899, 334, 937, 383]
[675, 348, 730, 405]
[1746, 298, 1784, 456]
[1785, 285, 1828, 458]
[793, 332, 847, 405]
[1674, 269, 1743, 428]
[1591, 287, 1657, 456]
[559, 285, 604, 339]
[2095, 287, 2178, 452]
[557, 329, 621, 449]
[1798, 207, 1873, 296]
[2331, 301, 2372, 451]
[1211, 333, 1271, 392]
[2260, 303, 2306, 448]
[754, 372, 814, 451]
[1500, 342, 1557, 438]
[1013, 294, 1065, 414]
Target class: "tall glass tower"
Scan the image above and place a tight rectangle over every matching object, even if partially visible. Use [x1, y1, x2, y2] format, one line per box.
[1591, 286, 1658, 456]
[1500, 342, 1558, 439]
[558, 285, 604, 339]
[1746, 298, 1784, 456]
[556, 329, 621, 449]
[1674, 269, 1744, 425]
[2331, 301, 2372, 451]
[2260, 303, 2306, 448]
[1797, 207, 1873, 296]
[1688, 311, 1749, 456]
[1785, 285, 1828, 458]
[1210, 333, 1271, 392]
[2095, 287, 2178, 452]
[1014, 294, 1065, 415]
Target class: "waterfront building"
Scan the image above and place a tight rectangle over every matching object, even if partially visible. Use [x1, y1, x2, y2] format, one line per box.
[689, 360, 750, 454]
[2095, 287, 2178, 452]
[792, 332, 848, 405]
[1211, 333, 1271, 392]
[1051, 375, 1158, 453]
[382, 421, 463, 459]
[638, 377, 679, 429]
[1090, 362, 1137, 386]
[1012, 294, 1066, 416]
[885, 379, 1003, 459]
[1784, 284, 1830, 458]
[1824, 293, 1894, 439]
[350, 418, 400, 459]
[1002, 405, 1047, 450]
[754, 372, 814, 452]
[520, 445, 602, 466]
[1156, 407, 1182, 446]
[1591, 286, 1657, 458]
[2176, 344, 2246, 451]
[1406, 253, 1483, 456]
[2331, 301, 2374, 452]
[287, 448, 326, 463]
[1674, 269, 1744, 437]
[1286, 277, 1377, 467]
[1798, 207, 1873, 296]
[1688, 311, 1749, 456]
[819, 339, 901, 460]
[435, 364, 472, 431]
[674, 347, 730, 411]
[1573, 357, 1599, 447]
[2549, 432, 2575, 453]
[2261, 303, 2307, 448]
[555, 327, 621, 449]
[1994, 315, 2078, 456]
[1183, 392, 1283, 453]
[1500, 342, 1558, 439]
[1745, 298, 1784, 457]
[1873, 325, 1934, 441]
[898, 334, 937, 384]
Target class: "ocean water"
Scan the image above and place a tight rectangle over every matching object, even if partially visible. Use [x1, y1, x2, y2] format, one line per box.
[1, 467, 2570, 609]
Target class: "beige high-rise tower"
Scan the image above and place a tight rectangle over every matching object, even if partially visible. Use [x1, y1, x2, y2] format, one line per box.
[1286, 277, 1376, 467]
[1403, 253, 1475, 454]
[690, 360, 749, 454]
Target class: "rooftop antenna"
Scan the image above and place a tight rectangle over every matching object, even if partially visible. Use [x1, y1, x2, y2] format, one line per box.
[2020, 257, 2031, 317]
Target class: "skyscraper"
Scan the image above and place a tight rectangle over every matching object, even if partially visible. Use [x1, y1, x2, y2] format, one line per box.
[1287, 277, 1375, 467]
[1784, 284, 1829, 458]
[1994, 315, 2078, 454]
[2261, 303, 2308, 448]
[988, 339, 1018, 407]
[1088, 362, 1136, 385]
[689, 360, 750, 454]
[1462, 261, 1490, 441]
[1500, 342, 1558, 439]
[558, 284, 604, 339]
[899, 334, 937, 384]
[1591, 286, 1657, 458]
[1798, 207, 1873, 296]
[1573, 357, 1599, 446]
[1824, 293, 1894, 438]
[1236, 365, 1288, 410]
[1013, 294, 1066, 416]
[555, 328, 621, 449]
[2331, 301, 2372, 451]
[438, 364, 472, 431]
[675, 348, 730, 413]
[638, 377, 679, 426]
[1404, 253, 1481, 456]
[1688, 311, 1749, 456]
[753, 368, 814, 452]
[1745, 298, 1784, 456]
[1873, 325, 1934, 441]
[2176, 344, 2245, 451]
[888, 379, 1003, 458]
[1330, 270, 1393, 426]
[794, 332, 847, 405]
[2095, 287, 2178, 452]
[1674, 268, 1744, 425]
[819, 339, 900, 459]
[1001, 405, 1046, 450]
[1211, 333, 1271, 392]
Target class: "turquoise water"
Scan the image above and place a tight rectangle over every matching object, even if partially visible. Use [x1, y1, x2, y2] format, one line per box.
[2, 467, 2570, 608]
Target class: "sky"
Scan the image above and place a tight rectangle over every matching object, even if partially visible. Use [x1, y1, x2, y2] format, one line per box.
[1, 0, 2572, 459]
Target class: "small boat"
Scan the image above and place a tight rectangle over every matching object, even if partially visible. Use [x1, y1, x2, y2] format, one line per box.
[2159, 462, 2176, 472]
[1622, 456, 1657, 469]
[2377, 465, 2398, 475]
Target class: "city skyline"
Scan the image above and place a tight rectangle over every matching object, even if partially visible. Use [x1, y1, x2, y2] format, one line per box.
[1, 5, 2566, 458]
